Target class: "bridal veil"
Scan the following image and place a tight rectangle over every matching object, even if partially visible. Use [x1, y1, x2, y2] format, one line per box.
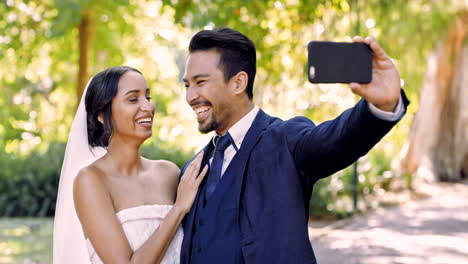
[53, 79, 106, 263]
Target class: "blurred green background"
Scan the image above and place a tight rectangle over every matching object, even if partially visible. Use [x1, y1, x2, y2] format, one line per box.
[1, 0, 466, 263]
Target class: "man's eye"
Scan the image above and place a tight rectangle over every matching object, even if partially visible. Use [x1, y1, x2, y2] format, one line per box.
[184, 84, 189, 88]
[197, 80, 206, 85]
[129, 98, 138, 102]
[146, 96, 152, 101]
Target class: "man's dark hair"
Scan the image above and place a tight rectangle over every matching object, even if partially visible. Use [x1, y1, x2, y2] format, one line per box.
[85, 66, 142, 148]
[189, 27, 256, 99]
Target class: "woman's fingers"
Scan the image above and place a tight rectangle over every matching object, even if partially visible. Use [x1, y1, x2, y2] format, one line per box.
[190, 151, 204, 178]
[183, 151, 205, 181]
[182, 164, 195, 181]
[195, 165, 209, 186]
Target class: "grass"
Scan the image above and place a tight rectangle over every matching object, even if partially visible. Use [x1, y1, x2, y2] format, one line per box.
[0, 218, 52, 264]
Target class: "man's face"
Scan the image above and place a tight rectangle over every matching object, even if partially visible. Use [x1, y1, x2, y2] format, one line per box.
[183, 49, 235, 134]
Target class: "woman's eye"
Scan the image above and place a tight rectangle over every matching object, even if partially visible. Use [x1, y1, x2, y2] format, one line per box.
[146, 96, 152, 101]
[129, 98, 138, 102]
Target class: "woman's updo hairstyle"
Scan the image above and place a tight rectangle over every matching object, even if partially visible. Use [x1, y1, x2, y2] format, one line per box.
[85, 66, 142, 148]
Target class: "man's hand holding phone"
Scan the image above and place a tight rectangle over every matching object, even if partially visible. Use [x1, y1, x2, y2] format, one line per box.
[350, 36, 400, 112]
[308, 36, 401, 112]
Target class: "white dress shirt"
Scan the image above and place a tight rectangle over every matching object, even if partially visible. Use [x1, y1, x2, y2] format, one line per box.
[215, 106, 260, 176]
[215, 96, 405, 177]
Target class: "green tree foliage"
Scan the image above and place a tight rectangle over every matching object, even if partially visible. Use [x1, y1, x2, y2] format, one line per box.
[0, 0, 463, 217]
[0, 0, 197, 216]
[164, 0, 461, 216]
[0, 0, 193, 156]
[164, 0, 456, 113]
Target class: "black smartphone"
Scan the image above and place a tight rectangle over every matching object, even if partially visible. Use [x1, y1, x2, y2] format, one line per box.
[307, 41, 372, 84]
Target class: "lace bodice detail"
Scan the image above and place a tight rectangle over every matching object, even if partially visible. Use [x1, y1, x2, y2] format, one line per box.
[86, 204, 183, 264]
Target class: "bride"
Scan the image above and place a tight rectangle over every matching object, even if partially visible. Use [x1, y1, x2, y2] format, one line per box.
[53, 66, 207, 263]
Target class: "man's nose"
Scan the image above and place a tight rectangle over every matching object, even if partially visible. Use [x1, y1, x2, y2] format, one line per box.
[186, 86, 199, 104]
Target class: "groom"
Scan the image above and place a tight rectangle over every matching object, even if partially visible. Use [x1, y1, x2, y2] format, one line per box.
[179, 27, 408, 263]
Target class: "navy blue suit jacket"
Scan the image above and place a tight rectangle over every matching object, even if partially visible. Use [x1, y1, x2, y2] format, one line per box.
[180, 94, 409, 263]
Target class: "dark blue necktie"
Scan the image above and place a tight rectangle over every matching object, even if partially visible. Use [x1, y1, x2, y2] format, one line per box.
[205, 133, 232, 200]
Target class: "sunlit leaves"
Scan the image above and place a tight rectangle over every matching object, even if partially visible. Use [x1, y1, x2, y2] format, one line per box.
[162, 0, 459, 129]
[161, 0, 464, 214]
[0, 0, 463, 159]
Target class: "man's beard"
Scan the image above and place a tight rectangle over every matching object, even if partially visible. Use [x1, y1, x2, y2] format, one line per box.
[198, 114, 219, 134]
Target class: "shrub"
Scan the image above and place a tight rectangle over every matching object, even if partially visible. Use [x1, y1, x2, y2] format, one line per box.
[0, 142, 64, 217]
[309, 149, 402, 219]
[0, 140, 193, 217]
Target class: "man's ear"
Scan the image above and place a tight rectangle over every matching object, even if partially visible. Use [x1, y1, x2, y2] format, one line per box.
[97, 113, 104, 124]
[232, 71, 248, 96]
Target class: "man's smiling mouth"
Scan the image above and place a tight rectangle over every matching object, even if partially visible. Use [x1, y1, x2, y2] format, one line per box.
[193, 105, 211, 121]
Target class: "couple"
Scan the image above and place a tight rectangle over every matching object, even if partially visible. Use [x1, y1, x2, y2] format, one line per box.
[53, 27, 408, 263]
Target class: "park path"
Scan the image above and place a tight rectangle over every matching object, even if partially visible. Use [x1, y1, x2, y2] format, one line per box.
[308, 181, 468, 264]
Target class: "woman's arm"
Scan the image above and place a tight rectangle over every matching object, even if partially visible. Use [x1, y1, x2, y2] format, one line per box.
[73, 152, 207, 264]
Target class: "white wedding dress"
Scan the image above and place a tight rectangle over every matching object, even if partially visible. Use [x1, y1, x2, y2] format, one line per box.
[86, 204, 183, 264]
[53, 77, 183, 264]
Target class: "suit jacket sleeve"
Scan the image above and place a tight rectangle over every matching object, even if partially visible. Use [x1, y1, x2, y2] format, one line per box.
[286, 90, 409, 180]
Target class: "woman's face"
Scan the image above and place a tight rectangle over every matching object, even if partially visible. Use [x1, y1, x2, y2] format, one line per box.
[109, 71, 155, 143]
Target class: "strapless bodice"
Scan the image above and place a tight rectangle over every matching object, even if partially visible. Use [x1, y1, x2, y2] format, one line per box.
[86, 204, 183, 264]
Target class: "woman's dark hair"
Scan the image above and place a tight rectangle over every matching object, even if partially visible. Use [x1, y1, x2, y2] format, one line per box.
[85, 66, 142, 148]
[189, 27, 256, 99]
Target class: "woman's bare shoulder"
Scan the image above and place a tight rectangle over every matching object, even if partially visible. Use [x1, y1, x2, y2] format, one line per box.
[142, 158, 181, 190]
[73, 159, 108, 194]
[143, 158, 180, 175]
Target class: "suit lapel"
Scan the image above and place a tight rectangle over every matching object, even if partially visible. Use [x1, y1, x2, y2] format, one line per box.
[232, 110, 271, 209]
[180, 142, 213, 263]
[181, 109, 271, 263]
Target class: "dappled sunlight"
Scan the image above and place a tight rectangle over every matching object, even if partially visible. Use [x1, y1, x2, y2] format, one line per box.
[0, 218, 53, 264]
[1, 1, 467, 263]
[310, 184, 468, 264]
[1, 226, 29, 237]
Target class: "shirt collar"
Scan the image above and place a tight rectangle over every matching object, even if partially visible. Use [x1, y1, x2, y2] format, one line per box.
[222, 106, 259, 150]
[215, 106, 259, 150]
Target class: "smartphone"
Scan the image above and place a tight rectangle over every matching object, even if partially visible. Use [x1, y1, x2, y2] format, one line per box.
[307, 41, 372, 84]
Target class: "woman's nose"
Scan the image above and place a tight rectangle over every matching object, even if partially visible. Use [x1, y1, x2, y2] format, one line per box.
[141, 98, 155, 112]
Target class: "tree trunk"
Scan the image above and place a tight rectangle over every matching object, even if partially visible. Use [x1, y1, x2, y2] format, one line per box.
[402, 10, 468, 182]
[77, 9, 92, 108]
